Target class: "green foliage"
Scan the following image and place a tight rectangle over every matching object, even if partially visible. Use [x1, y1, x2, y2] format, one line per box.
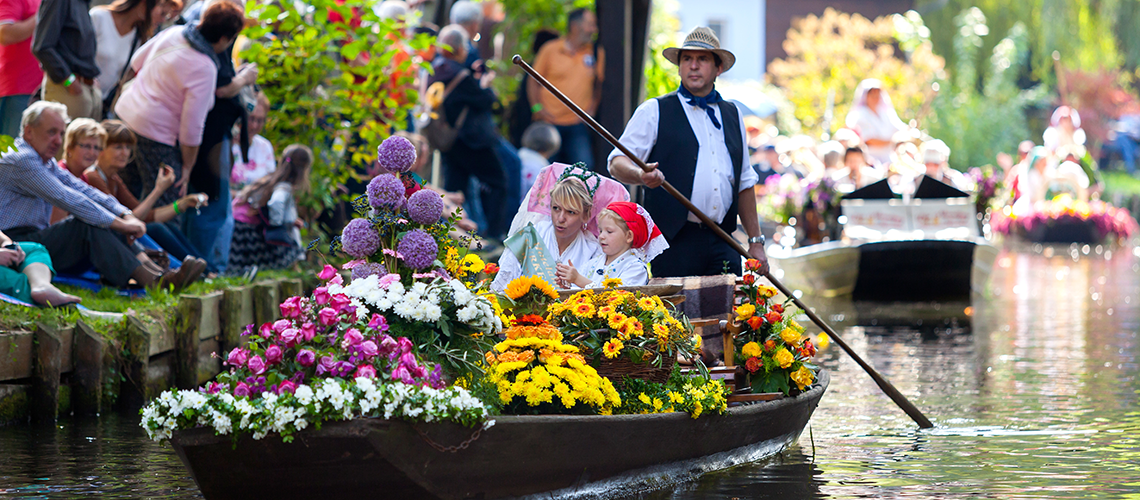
[0, 134, 14, 154]
[642, 0, 680, 99]
[240, 0, 432, 237]
[923, 9, 1050, 170]
[767, 8, 946, 137]
[916, 0, 1127, 85]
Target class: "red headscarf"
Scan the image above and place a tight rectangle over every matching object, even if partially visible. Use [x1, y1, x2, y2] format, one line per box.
[606, 201, 661, 249]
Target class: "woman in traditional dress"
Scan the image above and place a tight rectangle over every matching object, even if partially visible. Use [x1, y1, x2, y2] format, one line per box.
[490, 163, 628, 291]
[844, 79, 908, 165]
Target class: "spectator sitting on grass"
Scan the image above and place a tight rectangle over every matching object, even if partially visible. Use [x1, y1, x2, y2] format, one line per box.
[0, 229, 80, 307]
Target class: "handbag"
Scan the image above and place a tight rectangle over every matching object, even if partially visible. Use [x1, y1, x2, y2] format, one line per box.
[103, 32, 141, 119]
[258, 205, 296, 247]
[421, 69, 470, 153]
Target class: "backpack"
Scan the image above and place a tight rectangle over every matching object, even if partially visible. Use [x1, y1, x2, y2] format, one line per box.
[421, 69, 470, 153]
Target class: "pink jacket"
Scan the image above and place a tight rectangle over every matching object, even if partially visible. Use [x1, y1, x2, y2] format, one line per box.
[114, 26, 217, 147]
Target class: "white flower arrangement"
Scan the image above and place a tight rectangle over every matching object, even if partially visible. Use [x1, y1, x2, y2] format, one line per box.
[329, 275, 502, 334]
[141, 377, 491, 443]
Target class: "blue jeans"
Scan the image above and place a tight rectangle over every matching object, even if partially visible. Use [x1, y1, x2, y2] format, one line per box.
[0, 94, 31, 138]
[147, 221, 203, 263]
[184, 137, 234, 273]
[551, 123, 594, 168]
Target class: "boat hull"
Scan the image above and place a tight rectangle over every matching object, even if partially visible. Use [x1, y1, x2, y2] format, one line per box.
[769, 239, 998, 301]
[170, 371, 828, 500]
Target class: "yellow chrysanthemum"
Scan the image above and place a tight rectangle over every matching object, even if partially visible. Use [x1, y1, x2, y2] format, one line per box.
[774, 348, 795, 368]
[735, 304, 755, 321]
[692, 333, 702, 350]
[461, 253, 485, 274]
[637, 297, 657, 310]
[444, 247, 461, 275]
[652, 323, 669, 338]
[504, 275, 558, 300]
[572, 302, 596, 318]
[741, 341, 762, 358]
[603, 338, 624, 358]
[608, 312, 629, 329]
[817, 332, 831, 349]
[597, 305, 615, 318]
[780, 328, 801, 346]
[790, 366, 815, 390]
[603, 277, 623, 288]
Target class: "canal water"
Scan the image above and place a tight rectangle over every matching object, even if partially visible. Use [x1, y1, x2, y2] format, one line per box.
[1, 247, 1138, 499]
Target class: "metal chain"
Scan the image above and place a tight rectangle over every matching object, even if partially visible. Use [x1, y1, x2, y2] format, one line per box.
[413, 425, 484, 453]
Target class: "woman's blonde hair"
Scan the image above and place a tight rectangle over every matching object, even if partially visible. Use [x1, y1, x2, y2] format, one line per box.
[63, 118, 107, 153]
[550, 177, 593, 217]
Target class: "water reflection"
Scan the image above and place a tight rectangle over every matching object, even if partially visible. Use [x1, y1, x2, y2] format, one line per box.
[643, 248, 1140, 499]
[2, 249, 1139, 499]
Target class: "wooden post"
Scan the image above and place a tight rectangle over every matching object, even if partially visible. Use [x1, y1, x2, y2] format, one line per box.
[252, 281, 280, 327]
[31, 323, 62, 422]
[72, 321, 106, 416]
[278, 278, 302, 302]
[119, 315, 151, 410]
[221, 286, 253, 351]
[175, 296, 203, 389]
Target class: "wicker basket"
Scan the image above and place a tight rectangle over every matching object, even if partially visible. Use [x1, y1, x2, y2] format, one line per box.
[595, 354, 676, 386]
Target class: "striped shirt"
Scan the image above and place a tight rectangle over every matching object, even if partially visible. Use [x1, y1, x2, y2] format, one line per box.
[0, 138, 128, 231]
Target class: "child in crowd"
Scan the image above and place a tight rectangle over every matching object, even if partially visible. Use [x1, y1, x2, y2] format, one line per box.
[555, 201, 668, 288]
[230, 92, 276, 190]
[518, 122, 561, 199]
[229, 144, 312, 274]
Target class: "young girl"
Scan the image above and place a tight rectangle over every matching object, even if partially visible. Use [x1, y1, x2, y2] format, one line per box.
[228, 144, 313, 274]
[556, 201, 668, 288]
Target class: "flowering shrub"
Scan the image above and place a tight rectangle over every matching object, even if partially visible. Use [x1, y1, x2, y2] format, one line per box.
[732, 260, 827, 396]
[485, 315, 621, 415]
[991, 194, 1137, 243]
[615, 374, 728, 419]
[142, 377, 490, 443]
[547, 280, 698, 367]
[968, 165, 1003, 215]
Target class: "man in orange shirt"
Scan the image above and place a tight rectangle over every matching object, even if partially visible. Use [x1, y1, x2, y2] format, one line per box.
[527, 8, 602, 167]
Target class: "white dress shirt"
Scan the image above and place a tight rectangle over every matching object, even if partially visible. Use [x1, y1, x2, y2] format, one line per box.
[608, 94, 758, 225]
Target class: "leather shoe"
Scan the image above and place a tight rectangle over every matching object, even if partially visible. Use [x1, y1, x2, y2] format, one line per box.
[159, 257, 206, 292]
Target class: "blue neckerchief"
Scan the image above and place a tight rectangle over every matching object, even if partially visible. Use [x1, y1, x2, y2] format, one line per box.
[678, 84, 722, 129]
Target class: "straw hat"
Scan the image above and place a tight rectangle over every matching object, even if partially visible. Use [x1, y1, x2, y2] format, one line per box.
[662, 27, 736, 72]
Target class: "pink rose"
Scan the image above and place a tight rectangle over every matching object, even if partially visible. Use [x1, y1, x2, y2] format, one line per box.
[248, 355, 266, 375]
[280, 328, 299, 346]
[226, 347, 248, 367]
[330, 294, 352, 313]
[329, 274, 343, 285]
[379, 335, 397, 355]
[317, 356, 337, 375]
[391, 365, 413, 384]
[276, 380, 297, 394]
[296, 349, 316, 366]
[397, 337, 413, 355]
[342, 328, 364, 348]
[279, 296, 303, 319]
[300, 322, 316, 341]
[318, 307, 339, 326]
[314, 287, 331, 305]
[259, 322, 274, 338]
[265, 345, 283, 365]
[318, 264, 337, 281]
[354, 364, 377, 378]
[234, 382, 251, 397]
[272, 319, 291, 334]
[399, 352, 418, 370]
[361, 340, 379, 358]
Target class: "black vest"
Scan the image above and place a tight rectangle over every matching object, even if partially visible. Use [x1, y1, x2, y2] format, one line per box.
[644, 93, 744, 240]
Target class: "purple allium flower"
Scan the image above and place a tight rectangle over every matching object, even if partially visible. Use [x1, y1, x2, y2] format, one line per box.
[406, 189, 444, 224]
[367, 173, 406, 210]
[351, 261, 388, 281]
[340, 218, 380, 258]
[376, 135, 417, 173]
[396, 229, 438, 269]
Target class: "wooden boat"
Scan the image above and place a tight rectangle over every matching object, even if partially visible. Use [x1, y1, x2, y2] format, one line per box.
[169, 370, 828, 500]
[769, 177, 999, 301]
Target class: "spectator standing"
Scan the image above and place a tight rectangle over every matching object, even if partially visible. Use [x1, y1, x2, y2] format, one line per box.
[229, 144, 311, 273]
[0, 101, 200, 289]
[0, 0, 41, 137]
[114, 0, 245, 260]
[449, 1, 482, 73]
[528, 8, 603, 167]
[518, 122, 560, 198]
[89, 0, 157, 114]
[229, 91, 275, 190]
[429, 24, 508, 239]
[33, 0, 102, 121]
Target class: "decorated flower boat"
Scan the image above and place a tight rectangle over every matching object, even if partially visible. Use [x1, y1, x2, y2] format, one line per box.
[990, 194, 1137, 245]
[142, 138, 829, 499]
[768, 177, 999, 301]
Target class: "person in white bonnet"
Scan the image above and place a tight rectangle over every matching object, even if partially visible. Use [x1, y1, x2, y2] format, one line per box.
[918, 139, 971, 192]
